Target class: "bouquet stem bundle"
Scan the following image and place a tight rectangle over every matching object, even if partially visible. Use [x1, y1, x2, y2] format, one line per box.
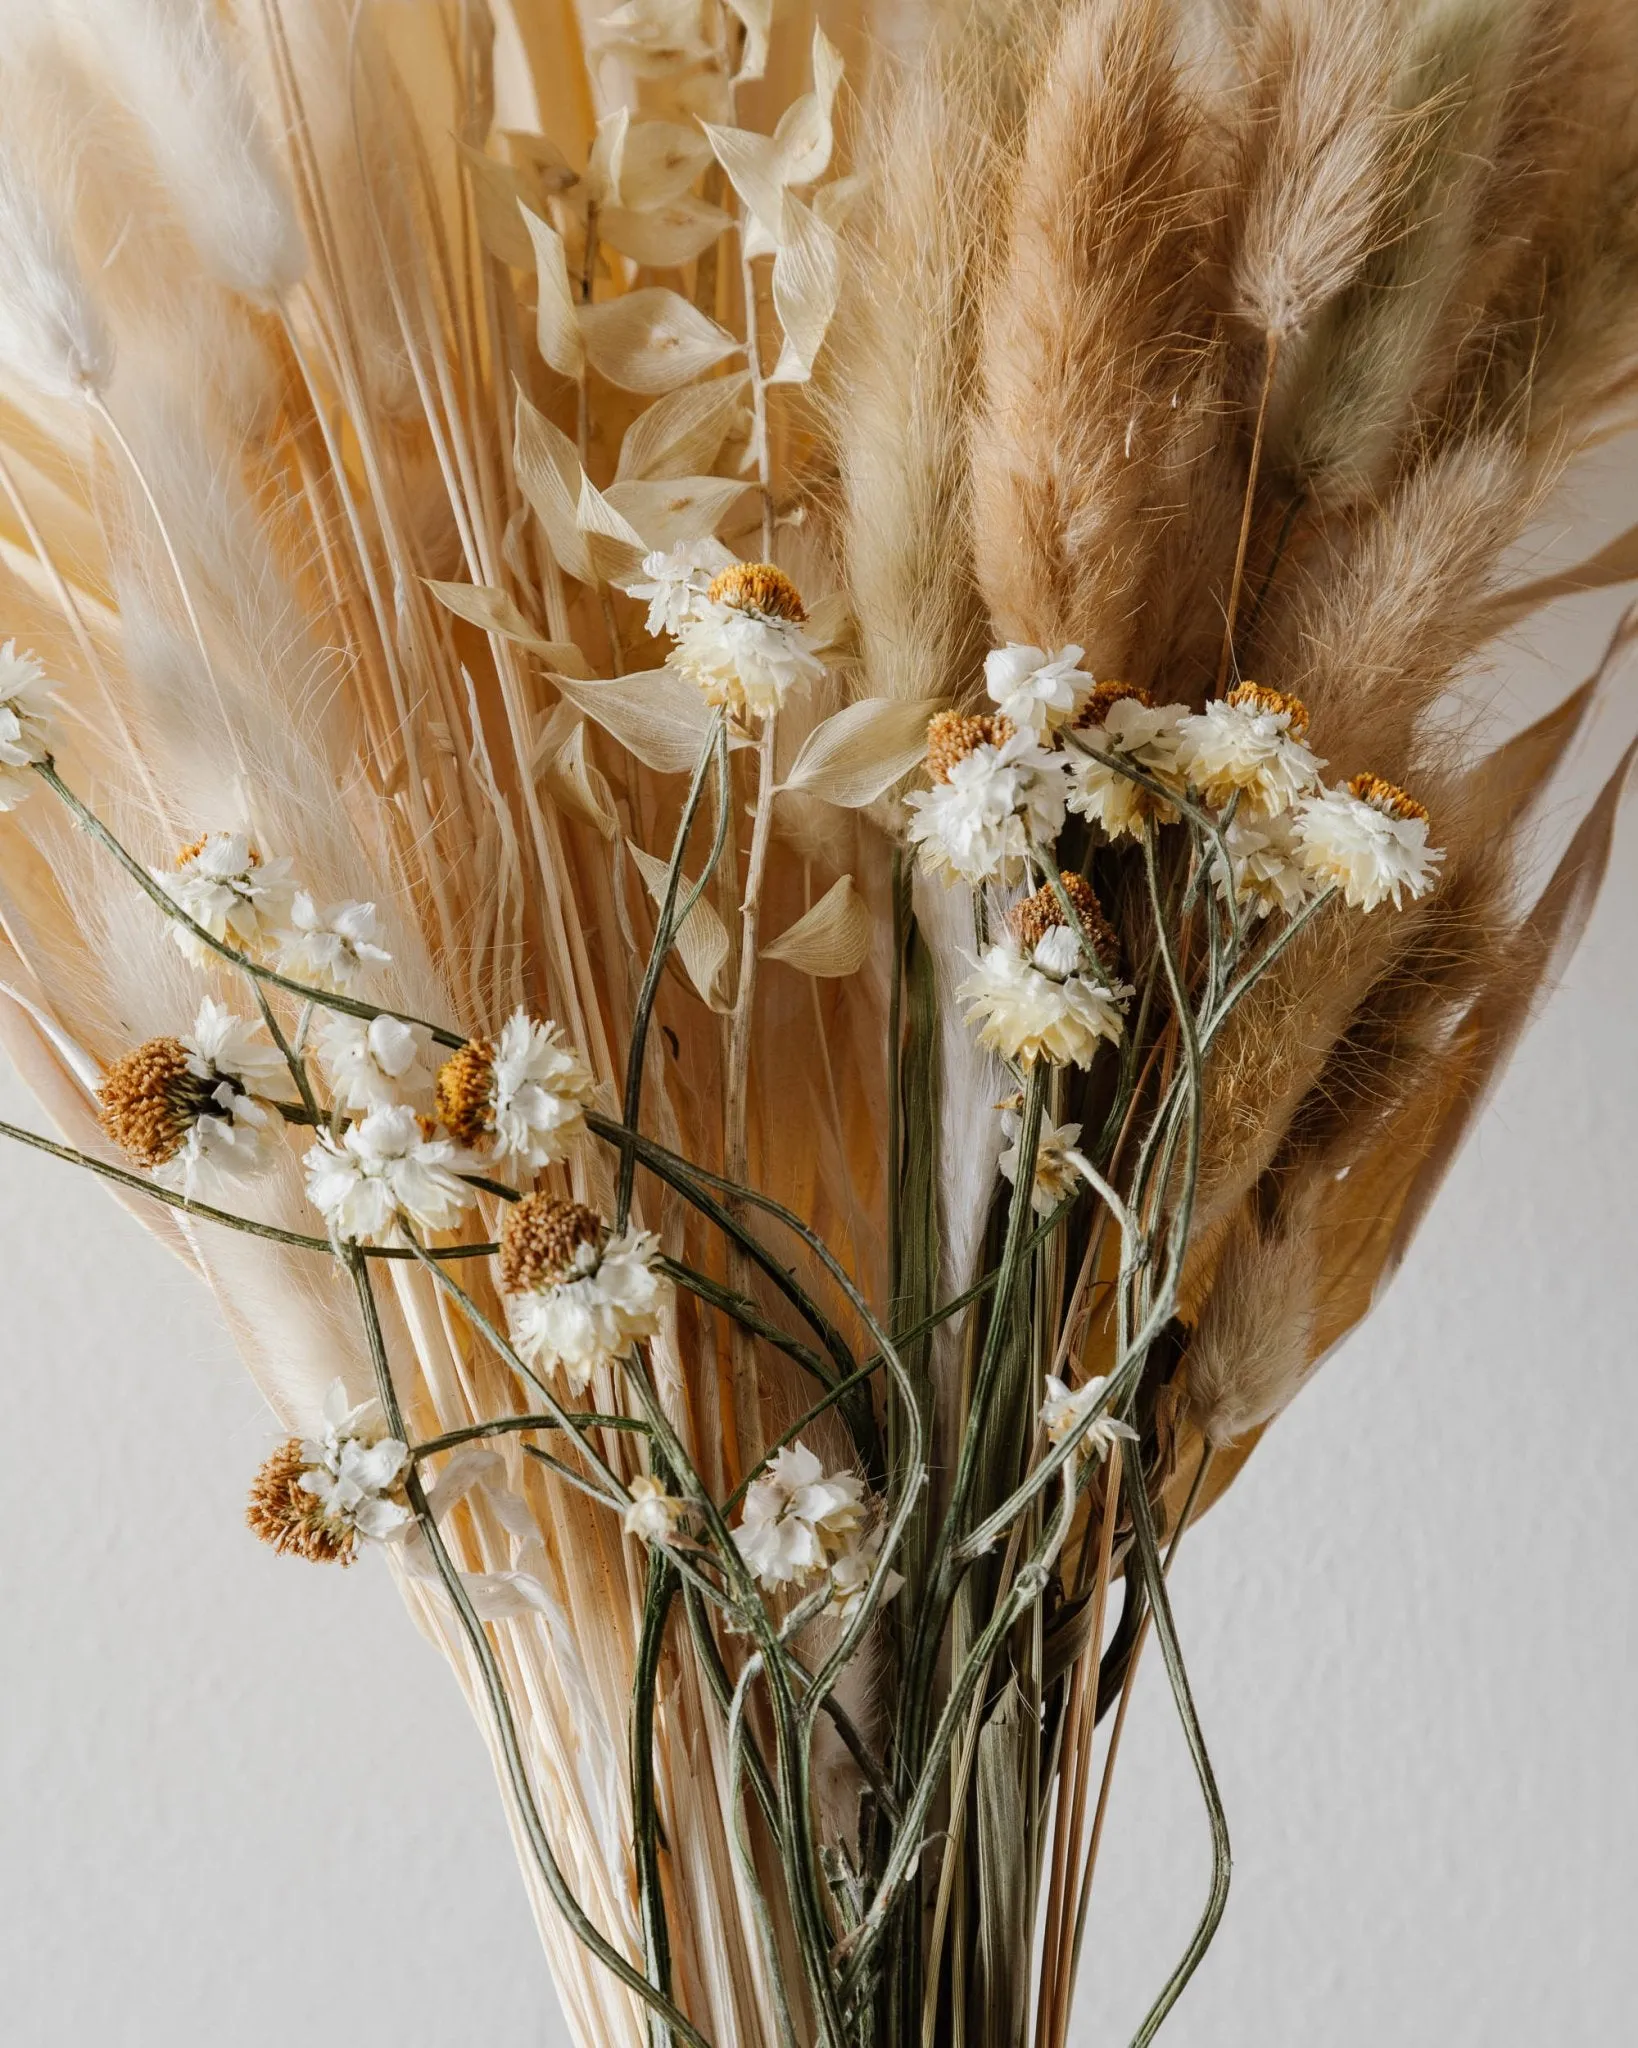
[0, 3, 1635, 2045]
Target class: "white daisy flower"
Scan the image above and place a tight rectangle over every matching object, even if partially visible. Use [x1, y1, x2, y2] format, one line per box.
[0, 641, 53, 807]
[672, 563, 825, 721]
[154, 831, 296, 965]
[1067, 686, 1189, 840]
[297, 1380, 412, 1543]
[733, 1442, 867, 1593]
[623, 1474, 686, 1545]
[999, 1105, 1095, 1216]
[98, 998, 285, 1193]
[825, 1520, 903, 1622]
[1211, 809, 1313, 920]
[1175, 682, 1324, 819]
[1040, 1373, 1136, 1461]
[905, 724, 1070, 885]
[304, 1103, 476, 1244]
[499, 1195, 670, 1393]
[314, 1012, 435, 1115]
[275, 894, 392, 992]
[437, 1012, 595, 1175]
[960, 934, 1132, 1069]
[1293, 773, 1444, 911]
[984, 642, 1089, 733]
[623, 539, 736, 640]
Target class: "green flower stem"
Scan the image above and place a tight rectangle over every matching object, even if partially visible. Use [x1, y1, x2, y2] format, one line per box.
[412, 1412, 647, 1458]
[1123, 1461, 1230, 2047]
[0, 1116, 496, 1258]
[726, 1655, 804, 2048]
[632, 1556, 679, 2040]
[617, 714, 727, 1228]
[657, 1255, 835, 1389]
[253, 982, 322, 1124]
[345, 1251, 716, 2048]
[35, 761, 465, 1047]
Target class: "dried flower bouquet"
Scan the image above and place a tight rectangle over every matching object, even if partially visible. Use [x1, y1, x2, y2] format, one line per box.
[1, 1, 1635, 2044]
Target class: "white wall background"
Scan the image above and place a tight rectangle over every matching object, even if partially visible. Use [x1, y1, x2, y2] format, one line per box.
[3, 503, 1634, 2044]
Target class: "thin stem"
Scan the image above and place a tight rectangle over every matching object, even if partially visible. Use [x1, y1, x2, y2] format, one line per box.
[1216, 328, 1281, 694]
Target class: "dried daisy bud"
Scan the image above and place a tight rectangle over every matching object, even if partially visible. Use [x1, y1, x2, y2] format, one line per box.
[1293, 772, 1443, 911]
[1073, 679, 1151, 729]
[706, 561, 807, 622]
[1009, 872, 1120, 974]
[435, 1010, 593, 1174]
[1175, 681, 1323, 818]
[98, 999, 283, 1187]
[246, 1380, 410, 1564]
[499, 1193, 605, 1295]
[671, 562, 823, 719]
[247, 1439, 360, 1565]
[925, 710, 1013, 784]
[499, 1193, 670, 1393]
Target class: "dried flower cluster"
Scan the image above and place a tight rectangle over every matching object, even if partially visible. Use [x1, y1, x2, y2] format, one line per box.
[1, 2, 1634, 2046]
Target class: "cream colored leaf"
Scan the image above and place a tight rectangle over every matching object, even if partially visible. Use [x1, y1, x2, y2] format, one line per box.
[460, 143, 536, 269]
[701, 123, 786, 248]
[520, 206, 585, 380]
[769, 194, 840, 385]
[616, 120, 713, 209]
[578, 289, 742, 394]
[615, 374, 750, 482]
[542, 719, 617, 838]
[628, 841, 733, 1008]
[424, 579, 592, 676]
[805, 590, 853, 659]
[761, 874, 871, 978]
[600, 197, 731, 269]
[499, 129, 577, 194]
[514, 391, 596, 584]
[585, 109, 628, 208]
[603, 475, 752, 551]
[721, 0, 771, 80]
[552, 666, 721, 774]
[771, 27, 844, 188]
[780, 696, 942, 807]
[576, 474, 647, 584]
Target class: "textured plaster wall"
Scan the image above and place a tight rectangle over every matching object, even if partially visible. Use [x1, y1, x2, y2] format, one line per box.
[4, 518, 1635, 2044]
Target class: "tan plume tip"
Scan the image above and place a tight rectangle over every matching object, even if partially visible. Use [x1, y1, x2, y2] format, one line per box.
[435, 1039, 496, 1146]
[1074, 679, 1151, 728]
[1347, 771, 1428, 822]
[925, 710, 1013, 783]
[98, 1037, 209, 1167]
[246, 1440, 356, 1565]
[707, 562, 807, 623]
[1226, 680, 1310, 739]
[500, 1193, 605, 1295]
[1011, 872, 1120, 969]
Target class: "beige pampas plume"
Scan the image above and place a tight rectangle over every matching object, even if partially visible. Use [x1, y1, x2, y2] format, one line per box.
[970, 0, 1212, 669]
[1182, 1182, 1320, 1445]
[0, 140, 113, 399]
[65, 0, 305, 301]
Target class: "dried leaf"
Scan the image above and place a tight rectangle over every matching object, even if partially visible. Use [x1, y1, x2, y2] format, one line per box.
[771, 27, 844, 187]
[424, 579, 592, 677]
[616, 374, 749, 483]
[541, 719, 617, 838]
[769, 194, 840, 385]
[701, 123, 787, 249]
[601, 197, 731, 269]
[578, 289, 741, 394]
[499, 129, 577, 194]
[514, 391, 595, 583]
[603, 475, 752, 552]
[721, 0, 771, 80]
[551, 666, 723, 775]
[459, 143, 536, 269]
[628, 841, 733, 1008]
[576, 473, 647, 584]
[1461, 677, 1597, 825]
[614, 120, 713, 209]
[1482, 521, 1638, 635]
[779, 696, 942, 807]
[520, 206, 584, 380]
[585, 110, 628, 209]
[975, 1679, 1030, 2048]
[761, 875, 871, 978]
